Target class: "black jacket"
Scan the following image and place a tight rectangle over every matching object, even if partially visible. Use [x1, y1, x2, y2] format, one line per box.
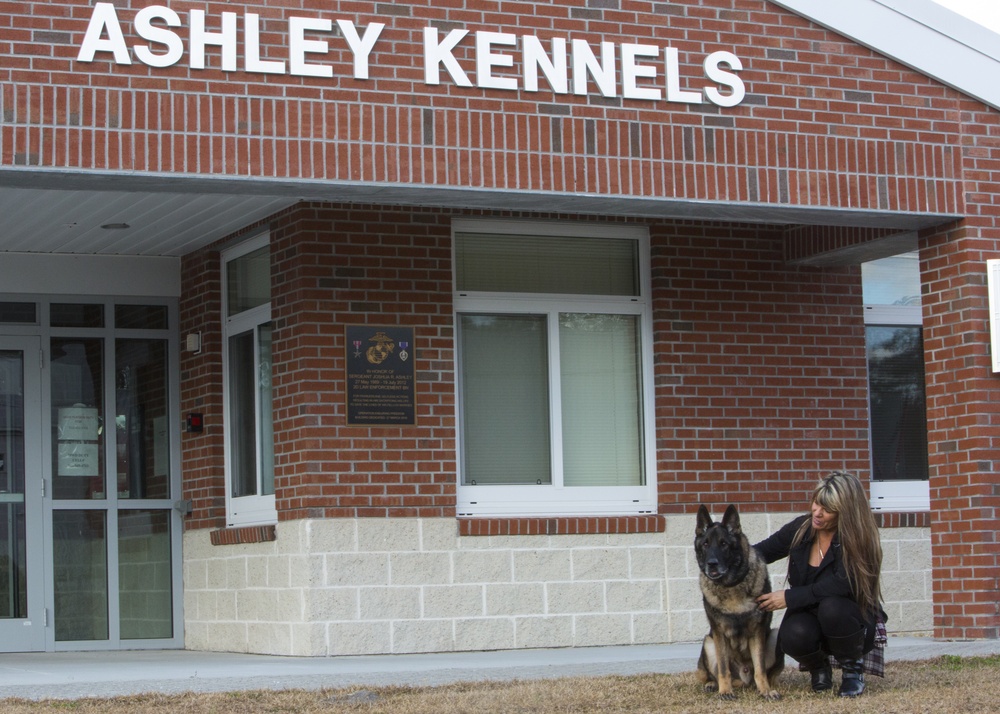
[753, 514, 856, 614]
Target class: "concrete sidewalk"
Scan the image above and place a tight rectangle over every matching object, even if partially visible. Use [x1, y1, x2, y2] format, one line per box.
[0, 637, 998, 701]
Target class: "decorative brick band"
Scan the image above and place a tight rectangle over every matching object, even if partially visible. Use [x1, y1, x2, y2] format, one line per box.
[209, 525, 277, 546]
[874, 512, 930, 529]
[458, 515, 666, 537]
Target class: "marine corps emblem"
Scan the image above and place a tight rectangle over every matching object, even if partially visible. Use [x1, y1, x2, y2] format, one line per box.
[366, 331, 395, 365]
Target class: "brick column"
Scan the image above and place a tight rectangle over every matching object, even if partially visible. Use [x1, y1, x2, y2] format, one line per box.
[922, 217, 1000, 639]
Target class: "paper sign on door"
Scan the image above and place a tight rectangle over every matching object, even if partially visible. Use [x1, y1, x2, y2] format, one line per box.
[58, 406, 100, 441]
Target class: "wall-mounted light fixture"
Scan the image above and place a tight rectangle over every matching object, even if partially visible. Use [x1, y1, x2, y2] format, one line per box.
[185, 331, 202, 354]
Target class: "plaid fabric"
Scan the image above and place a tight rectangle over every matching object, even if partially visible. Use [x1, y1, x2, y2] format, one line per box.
[797, 616, 888, 678]
[861, 618, 887, 678]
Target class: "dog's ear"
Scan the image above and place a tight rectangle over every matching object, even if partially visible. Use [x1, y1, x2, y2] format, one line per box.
[721, 504, 742, 535]
[696, 504, 712, 535]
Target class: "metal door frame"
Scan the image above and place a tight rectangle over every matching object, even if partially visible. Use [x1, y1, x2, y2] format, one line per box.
[0, 335, 45, 651]
[0, 297, 183, 652]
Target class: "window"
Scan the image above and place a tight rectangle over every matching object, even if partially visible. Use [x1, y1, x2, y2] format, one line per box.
[862, 251, 929, 511]
[222, 234, 275, 526]
[454, 220, 656, 517]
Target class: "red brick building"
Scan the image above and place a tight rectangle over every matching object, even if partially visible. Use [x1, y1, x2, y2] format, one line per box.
[0, 0, 996, 653]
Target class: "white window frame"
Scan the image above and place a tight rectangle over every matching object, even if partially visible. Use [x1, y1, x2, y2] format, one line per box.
[454, 219, 657, 517]
[864, 303, 929, 512]
[222, 233, 276, 526]
[987, 259, 1000, 372]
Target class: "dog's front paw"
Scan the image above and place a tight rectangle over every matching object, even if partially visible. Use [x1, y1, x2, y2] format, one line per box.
[717, 692, 738, 701]
[702, 682, 718, 693]
[760, 690, 782, 701]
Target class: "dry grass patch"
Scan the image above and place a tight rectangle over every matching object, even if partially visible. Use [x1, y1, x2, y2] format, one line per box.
[2, 655, 999, 713]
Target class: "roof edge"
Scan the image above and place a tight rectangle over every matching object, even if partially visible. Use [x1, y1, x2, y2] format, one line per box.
[770, 0, 1000, 111]
[0, 167, 963, 233]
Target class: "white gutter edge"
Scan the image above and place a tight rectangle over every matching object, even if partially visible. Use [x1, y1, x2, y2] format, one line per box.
[769, 0, 1000, 111]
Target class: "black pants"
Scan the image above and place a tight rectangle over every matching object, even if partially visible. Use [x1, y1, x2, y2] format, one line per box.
[778, 597, 875, 661]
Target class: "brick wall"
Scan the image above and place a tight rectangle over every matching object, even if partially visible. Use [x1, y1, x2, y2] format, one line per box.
[180, 207, 872, 526]
[179, 247, 226, 531]
[921, 98, 1000, 640]
[652, 221, 872, 511]
[269, 204, 457, 520]
[0, 0, 966, 214]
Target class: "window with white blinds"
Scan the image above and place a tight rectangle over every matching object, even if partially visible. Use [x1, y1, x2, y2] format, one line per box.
[454, 220, 656, 517]
[455, 233, 639, 296]
[459, 314, 552, 486]
[559, 313, 643, 488]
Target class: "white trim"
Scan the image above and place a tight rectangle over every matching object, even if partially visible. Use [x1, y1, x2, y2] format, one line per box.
[870, 480, 930, 512]
[221, 233, 277, 528]
[452, 218, 649, 242]
[0, 253, 180, 297]
[456, 485, 656, 518]
[863, 304, 922, 326]
[453, 220, 657, 517]
[987, 260, 1000, 373]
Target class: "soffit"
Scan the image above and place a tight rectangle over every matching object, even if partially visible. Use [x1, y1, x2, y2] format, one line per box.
[0, 170, 960, 258]
[0, 185, 297, 257]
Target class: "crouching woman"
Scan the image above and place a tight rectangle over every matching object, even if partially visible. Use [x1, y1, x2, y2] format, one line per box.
[754, 471, 886, 697]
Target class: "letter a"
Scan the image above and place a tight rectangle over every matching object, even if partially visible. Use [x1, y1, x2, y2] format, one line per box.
[78, 2, 131, 64]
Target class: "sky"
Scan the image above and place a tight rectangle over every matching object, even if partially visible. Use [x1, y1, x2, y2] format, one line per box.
[933, 0, 1000, 32]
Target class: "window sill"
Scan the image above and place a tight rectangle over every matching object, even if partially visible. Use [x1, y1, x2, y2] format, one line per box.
[873, 511, 930, 528]
[457, 512, 926, 537]
[458, 515, 664, 537]
[210, 525, 277, 546]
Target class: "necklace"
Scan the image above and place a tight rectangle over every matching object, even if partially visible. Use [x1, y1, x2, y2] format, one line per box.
[817, 538, 832, 559]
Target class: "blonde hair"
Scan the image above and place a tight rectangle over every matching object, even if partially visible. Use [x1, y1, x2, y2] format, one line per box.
[793, 471, 883, 616]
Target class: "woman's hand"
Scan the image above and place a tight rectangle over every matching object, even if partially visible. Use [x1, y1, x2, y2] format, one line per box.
[757, 590, 787, 613]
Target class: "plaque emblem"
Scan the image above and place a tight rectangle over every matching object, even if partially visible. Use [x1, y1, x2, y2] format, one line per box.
[366, 331, 395, 365]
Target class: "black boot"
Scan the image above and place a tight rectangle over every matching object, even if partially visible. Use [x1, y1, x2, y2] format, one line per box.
[826, 629, 867, 698]
[797, 650, 833, 693]
[837, 657, 865, 697]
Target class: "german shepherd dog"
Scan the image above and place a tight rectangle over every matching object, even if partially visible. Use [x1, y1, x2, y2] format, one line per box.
[695, 504, 784, 700]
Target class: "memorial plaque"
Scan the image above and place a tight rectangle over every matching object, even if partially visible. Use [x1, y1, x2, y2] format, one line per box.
[346, 325, 416, 425]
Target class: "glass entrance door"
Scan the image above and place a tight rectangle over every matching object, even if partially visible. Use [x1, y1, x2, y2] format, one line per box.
[0, 300, 181, 652]
[48, 302, 181, 650]
[0, 337, 44, 651]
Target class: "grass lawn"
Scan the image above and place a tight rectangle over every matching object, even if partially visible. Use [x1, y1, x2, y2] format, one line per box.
[1, 655, 997, 712]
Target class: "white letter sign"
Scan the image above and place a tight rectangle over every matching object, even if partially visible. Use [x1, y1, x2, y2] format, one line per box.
[74, 4, 748, 109]
[77, 2, 131, 64]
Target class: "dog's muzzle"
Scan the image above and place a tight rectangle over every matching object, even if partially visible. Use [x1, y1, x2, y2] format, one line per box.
[704, 562, 727, 580]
